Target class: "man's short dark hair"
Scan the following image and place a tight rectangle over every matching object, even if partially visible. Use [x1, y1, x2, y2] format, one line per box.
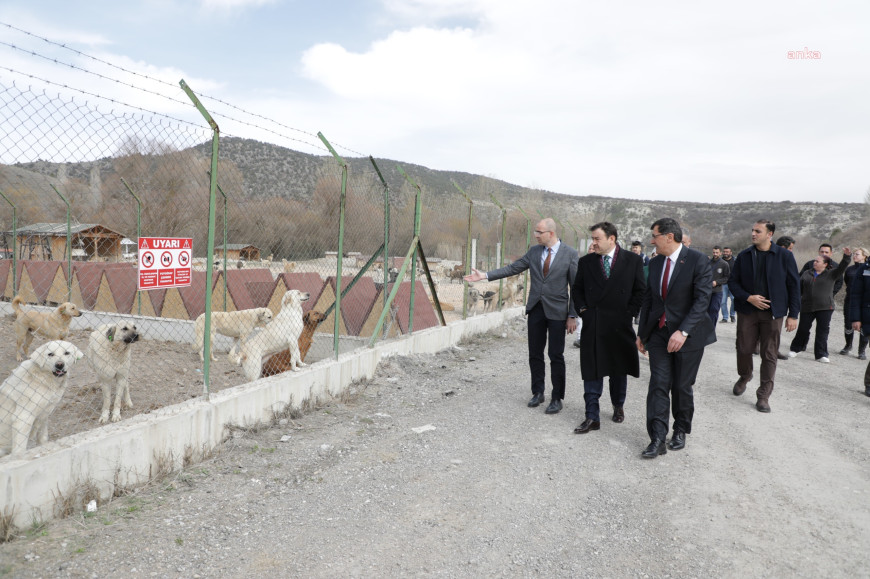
[631, 240, 643, 247]
[651, 218, 682, 242]
[713, 245, 722, 251]
[819, 243, 833, 251]
[723, 246, 731, 251]
[776, 236, 795, 249]
[589, 221, 618, 240]
[756, 219, 776, 234]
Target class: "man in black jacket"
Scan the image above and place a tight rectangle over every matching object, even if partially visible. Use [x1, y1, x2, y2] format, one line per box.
[709, 246, 730, 328]
[572, 222, 645, 434]
[728, 220, 800, 413]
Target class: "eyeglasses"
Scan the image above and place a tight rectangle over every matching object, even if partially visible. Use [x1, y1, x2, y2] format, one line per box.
[534, 230, 552, 235]
[650, 233, 667, 239]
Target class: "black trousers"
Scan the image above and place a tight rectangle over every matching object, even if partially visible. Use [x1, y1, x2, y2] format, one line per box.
[645, 326, 705, 440]
[789, 309, 834, 359]
[527, 302, 567, 400]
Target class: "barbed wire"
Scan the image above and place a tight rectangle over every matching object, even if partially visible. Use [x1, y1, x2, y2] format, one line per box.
[0, 21, 367, 158]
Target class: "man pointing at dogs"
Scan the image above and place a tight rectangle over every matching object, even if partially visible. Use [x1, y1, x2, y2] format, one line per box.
[465, 218, 578, 415]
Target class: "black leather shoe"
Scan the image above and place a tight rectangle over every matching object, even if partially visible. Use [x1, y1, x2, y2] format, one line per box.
[668, 431, 686, 450]
[573, 418, 600, 433]
[641, 439, 667, 459]
[545, 399, 562, 414]
[528, 392, 546, 407]
[839, 347, 851, 355]
[612, 406, 624, 423]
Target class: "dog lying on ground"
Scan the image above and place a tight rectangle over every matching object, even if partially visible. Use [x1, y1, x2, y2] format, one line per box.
[87, 321, 140, 424]
[0, 340, 84, 456]
[261, 310, 326, 377]
[236, 290, 309, 382]
[12, 295, 83, 361]
[193, 307, 273, 362]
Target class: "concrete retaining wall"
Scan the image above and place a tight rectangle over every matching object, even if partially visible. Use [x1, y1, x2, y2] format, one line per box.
[0, 306, 522, 527]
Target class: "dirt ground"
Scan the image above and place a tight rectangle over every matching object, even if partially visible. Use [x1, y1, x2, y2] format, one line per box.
[2, 309, 869, 577]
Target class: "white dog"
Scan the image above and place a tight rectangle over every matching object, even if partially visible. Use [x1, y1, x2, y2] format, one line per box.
[193, 307, 273, 362]
[0, 340, 84, 456]
[237, 290, 309, 381]
[87, 321, 140, 424]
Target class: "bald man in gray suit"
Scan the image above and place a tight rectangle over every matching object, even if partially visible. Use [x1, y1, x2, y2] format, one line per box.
[466, 218, 578, 414]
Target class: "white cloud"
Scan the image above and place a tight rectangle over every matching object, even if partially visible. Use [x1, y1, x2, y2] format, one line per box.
[199, 0, 276, 9]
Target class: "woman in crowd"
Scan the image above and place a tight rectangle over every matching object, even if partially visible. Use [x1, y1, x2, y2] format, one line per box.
[840, 247, 868, 359]
[848, 254, 870, 396]
[788, 247, 851, 363]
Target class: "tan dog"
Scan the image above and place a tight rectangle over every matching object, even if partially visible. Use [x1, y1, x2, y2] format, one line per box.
[0, 340, 84, 456]
[87, 321, 140, 424]
[12, 295, 82, 361]
[261, 310, 326, 377]
[193, 307, 273, 362]
[237, 290, 309, 382]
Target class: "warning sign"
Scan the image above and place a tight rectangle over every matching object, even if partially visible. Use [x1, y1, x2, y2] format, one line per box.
[138, 237, 193, 290]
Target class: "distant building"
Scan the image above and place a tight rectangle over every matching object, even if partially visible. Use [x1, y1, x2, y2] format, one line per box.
[215, 244, 261, 262]
[10, 222, 126, 261]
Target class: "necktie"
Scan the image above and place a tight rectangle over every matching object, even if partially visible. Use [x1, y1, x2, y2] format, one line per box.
[543, 248, 551, 276]
[658, 257, 671, 329]
[603, 255, 611, 279]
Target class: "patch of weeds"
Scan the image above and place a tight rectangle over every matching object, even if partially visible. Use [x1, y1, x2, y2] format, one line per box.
[26, 512, 46, 538]
[359, 417, 374, 424]
[74, 547, 86, 554]
[0, 506, 18, 544]
[175, 537, 184, 546]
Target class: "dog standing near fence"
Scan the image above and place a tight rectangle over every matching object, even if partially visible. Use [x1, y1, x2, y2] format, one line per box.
[87, 321, 140, 424]
[12, 295, 82, 361]
[237, 290, 310, 381]
[261, 310, 327, 377]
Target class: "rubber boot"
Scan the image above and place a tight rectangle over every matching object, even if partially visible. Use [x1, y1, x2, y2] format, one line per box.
[858, 334, 868, 361]
[839, 330, 853, 355]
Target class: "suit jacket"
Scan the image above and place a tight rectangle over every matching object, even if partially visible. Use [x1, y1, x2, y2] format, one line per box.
[728, 244, 800, 319]
[487, 242, 578, 320]
[848, 263, 870, 334]
[638, 246, 716, 351]
[572, 246, 645, 380]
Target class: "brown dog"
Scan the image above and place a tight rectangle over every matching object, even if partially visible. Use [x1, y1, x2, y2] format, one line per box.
[261, 310, 326, 377]
[12, 296, 83, 361]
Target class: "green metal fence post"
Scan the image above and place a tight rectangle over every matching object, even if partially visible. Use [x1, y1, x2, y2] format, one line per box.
[49, 184, 72, 300]
[489, 194, 506, 309]
[0, 189, 17, 296]
[369, 156, 390, 337]
[317, 132, 348, 359]
[397, 166, 423, 334]
[120, 179, 143, 315]
[180, 79, 220, 396]
[452, 181, 474, 319]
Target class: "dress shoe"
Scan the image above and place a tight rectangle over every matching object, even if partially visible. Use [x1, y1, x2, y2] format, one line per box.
[756, 398, 771, 413]
[839, 347, 851, 355]
[528, 392, 546, 407]
[733, 377, 750, 396]
[545, 399, 562, 414]
[859, 352, 867, 361]
[641, 439, 667, 459]
[668, 431, 686, 450]
[777, 351, 788, 360]
[612, 406, 624, 423]
[573, 418, 600, 433]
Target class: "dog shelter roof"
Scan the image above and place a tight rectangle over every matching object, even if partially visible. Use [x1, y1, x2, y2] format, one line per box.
[11, 222, 126, 239]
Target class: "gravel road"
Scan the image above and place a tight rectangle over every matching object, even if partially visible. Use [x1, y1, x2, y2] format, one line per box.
[2, 312, 869, 578]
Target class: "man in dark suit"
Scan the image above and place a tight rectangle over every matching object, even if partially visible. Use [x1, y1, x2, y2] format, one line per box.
[728, 220, 800, 413]
[637, 218, 716, 458]
[465, 218, 578, 414]
[572, 222, 645, 433]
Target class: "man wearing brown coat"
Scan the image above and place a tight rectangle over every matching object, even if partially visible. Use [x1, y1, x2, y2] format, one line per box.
[571, 222, 646, 433]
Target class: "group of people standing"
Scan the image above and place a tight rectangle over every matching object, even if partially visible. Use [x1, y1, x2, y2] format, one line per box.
[466, 216, 870, 459]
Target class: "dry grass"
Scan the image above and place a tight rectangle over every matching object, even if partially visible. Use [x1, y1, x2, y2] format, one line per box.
[0, 506, 17, 543]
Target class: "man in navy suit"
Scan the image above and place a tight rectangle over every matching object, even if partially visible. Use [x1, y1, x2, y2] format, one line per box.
[465, 218, 578, 414]
[637, 218, 716, 458]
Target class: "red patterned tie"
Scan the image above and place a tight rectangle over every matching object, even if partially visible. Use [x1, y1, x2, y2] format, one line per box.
[543, 248, 551, 276]
[658, 257, 671, 328]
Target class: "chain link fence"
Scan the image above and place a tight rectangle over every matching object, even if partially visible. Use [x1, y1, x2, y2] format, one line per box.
[0, 78, 584, 458]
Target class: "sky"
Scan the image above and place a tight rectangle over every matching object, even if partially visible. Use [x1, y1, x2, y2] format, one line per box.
[1, 0, 868, 204]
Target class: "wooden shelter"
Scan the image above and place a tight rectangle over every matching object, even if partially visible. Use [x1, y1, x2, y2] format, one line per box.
[215, 244, 260, 262]
[13, 223, 126, 262]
